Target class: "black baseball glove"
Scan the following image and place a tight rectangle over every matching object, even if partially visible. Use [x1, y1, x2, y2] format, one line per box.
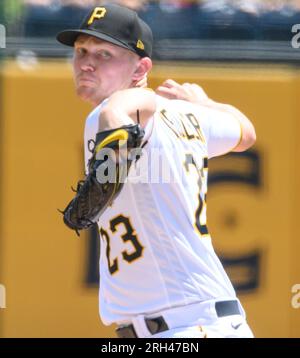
[60, 123, 145, 235]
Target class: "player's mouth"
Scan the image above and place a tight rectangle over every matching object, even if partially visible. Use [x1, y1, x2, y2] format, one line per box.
[78, 77, 97, 83]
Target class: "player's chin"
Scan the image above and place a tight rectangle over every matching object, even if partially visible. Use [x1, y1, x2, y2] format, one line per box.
[76, 86, 96, 102]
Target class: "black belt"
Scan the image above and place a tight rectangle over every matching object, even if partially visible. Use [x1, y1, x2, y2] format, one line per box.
[116, 316, 168, 338]
[116, 300, 240, 338]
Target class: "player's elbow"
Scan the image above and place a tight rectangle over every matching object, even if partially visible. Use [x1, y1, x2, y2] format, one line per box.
[234, 125, 256, 152]
[243, 128, 256, 150]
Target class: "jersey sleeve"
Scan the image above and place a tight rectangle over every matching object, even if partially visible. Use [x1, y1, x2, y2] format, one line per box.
[203, 107, 243, 159]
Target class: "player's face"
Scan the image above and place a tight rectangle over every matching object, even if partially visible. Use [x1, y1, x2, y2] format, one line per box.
[73, 35, 141, 106]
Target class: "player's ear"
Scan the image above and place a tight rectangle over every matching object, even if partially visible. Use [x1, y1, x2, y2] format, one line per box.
[132, 57, 152, 82]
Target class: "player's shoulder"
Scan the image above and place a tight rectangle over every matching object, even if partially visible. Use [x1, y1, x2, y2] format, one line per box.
[155, 95, 204, 116]
[85, 99, 109, 128]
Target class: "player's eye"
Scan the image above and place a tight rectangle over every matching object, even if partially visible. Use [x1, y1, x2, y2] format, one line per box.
[75, 47, 86, 57]
[97, 50, 112, 60]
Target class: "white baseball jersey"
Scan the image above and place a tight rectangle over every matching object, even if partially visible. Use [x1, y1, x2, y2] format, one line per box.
[84, 95, 242, 325]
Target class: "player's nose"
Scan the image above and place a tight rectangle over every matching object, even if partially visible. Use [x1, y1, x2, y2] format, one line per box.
[80, 56, 96, 72]
[81, 63, 95, 72]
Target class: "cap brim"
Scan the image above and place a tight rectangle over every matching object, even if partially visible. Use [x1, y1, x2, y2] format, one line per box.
[56, 29, 132, 52]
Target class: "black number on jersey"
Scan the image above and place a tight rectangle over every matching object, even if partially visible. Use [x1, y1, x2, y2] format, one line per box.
[100, 215, 144, 275]
[100, 227, 118, 275]
[184, 154, 209, 237]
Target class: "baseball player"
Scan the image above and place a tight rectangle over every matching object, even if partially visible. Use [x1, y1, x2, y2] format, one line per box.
[57, 4, 256, 338]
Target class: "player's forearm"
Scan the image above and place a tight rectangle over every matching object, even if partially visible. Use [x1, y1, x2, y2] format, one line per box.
[98, 88, 156, 132]
[99, 107, 134, 132]
[155, 80, 256, 152]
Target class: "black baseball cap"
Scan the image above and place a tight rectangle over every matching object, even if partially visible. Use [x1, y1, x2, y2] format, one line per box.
[56, 4, 153, 58]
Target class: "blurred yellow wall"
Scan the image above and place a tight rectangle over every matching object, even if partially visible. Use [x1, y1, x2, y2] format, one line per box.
[0, 60, 299, 337]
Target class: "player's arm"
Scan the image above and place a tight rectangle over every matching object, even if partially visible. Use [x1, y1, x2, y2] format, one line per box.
[156, 80, 256, 152]
[98, 88, 156, 132]
[62, 89, 154, 234]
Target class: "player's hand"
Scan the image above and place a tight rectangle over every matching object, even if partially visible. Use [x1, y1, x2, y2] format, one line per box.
[134, 75, 148, 88]
[156, 79, 211, 105]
